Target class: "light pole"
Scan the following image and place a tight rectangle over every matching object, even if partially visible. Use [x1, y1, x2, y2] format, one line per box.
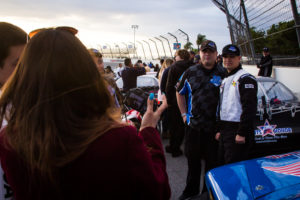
[105, 43, 113, 58]
[178, 29, 190, 43]
[98, 45, 103, 54]
[155, 37, 166, 58]
[137, 41, 146, 60]
[143, 40, 154, 60]
[160, 35, 173, 57]
[168, 32, 178, 44]
[131, 25, 139, 53]
[129, 42, 138, 58]
[115, 44, 121, 58]
[122, 42, 130, 58]
[168, 32, 179, 56]
[149, 38, 160, 60]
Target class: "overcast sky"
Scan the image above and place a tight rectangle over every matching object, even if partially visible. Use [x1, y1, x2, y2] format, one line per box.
[1, 0, 231, 58]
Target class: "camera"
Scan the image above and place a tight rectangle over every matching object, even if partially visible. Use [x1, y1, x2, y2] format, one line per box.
[123, 88, 157, 114]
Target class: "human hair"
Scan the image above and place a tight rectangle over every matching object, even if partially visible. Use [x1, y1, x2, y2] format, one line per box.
[158, 58, 174, 81]
[0, 29, 122, 187]
[176, 49, 190, 61]
[124, 58, 131, 67]
[0, 22, 27, 68]
[160, 59, 164, 65]
[105, 65, 114, 73]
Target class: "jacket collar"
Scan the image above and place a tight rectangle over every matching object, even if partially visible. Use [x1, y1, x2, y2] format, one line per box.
[226, 64, 242, 77]
[198, 63, 217, 75]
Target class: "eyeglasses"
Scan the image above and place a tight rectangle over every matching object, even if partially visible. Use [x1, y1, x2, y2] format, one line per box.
[28, 26, 78, 39]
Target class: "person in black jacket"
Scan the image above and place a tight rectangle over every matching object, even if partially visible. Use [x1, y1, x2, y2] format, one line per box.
[216, 44, 257, 164]
[165, 49, 192, 157]
[257, 47, 273, 77]
[176, 40, 225, 199]
[121, 58, 145, 92]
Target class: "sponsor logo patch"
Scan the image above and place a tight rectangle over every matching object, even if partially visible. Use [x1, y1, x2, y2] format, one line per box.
[245, 84, 254, 89]
[228, 46, 237, 52]
[210, 75, 222, 87]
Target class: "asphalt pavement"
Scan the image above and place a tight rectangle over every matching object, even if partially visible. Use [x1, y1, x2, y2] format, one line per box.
[163, 139, 207, 200]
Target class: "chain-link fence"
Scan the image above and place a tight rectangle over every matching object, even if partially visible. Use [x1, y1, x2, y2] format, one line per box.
[212, 0, 300, 66]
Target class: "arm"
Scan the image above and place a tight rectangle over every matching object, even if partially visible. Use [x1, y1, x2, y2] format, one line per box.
[176, 72, 188, 122]
[134, 67, 146, 76]
[260, 59, 272, 68]
[127, 127, 170, 200]
[127, 96, 170, 200]
[237, 75, 258, 138]
[176, 92, 187, 122]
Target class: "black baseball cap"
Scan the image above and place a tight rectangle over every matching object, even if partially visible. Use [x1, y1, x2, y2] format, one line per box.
[263, 47, 269, 52]
[189, 50, 196, 55]
[222, 44, 240, 56]
[200, 40, 217, 52]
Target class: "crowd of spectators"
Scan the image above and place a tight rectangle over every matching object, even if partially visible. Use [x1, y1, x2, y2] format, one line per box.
[0, 22, 264, 200]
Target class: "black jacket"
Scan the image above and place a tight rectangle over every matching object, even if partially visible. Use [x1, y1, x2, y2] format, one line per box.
[258, 55, 273, 77]
[121, 66, 146, 92]
[177, 63, 226, 132]
[160, 67, 170, 95]
[165, 60, 191, 106]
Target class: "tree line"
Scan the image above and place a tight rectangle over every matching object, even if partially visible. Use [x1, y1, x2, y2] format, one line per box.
[250, 20, 300, 55]
[184, 20, 300, 56]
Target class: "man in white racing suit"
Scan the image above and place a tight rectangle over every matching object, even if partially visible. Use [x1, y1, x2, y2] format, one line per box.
[216, 44, 257, 164]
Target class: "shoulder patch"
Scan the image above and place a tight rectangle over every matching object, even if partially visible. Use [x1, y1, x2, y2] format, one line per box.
[240, 73, 256, 81]
[245, 83, 254, 89]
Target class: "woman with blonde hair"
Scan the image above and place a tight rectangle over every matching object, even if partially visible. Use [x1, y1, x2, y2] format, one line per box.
[158, 59, 174, 83]
[157, 58, 174, 102]
[0, 28, 170, 200]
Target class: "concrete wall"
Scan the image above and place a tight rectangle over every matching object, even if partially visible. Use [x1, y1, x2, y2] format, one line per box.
[243, 65, 300, 99]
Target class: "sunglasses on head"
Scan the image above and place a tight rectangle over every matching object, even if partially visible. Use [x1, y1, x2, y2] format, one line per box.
[28, 26, 78, 39]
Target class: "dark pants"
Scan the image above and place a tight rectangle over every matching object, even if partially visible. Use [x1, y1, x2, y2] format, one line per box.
[218, 125, 253, 165]
[168, 106, 185, 152]
[183, 126, 218, 195]
[161, 108, 169, 133]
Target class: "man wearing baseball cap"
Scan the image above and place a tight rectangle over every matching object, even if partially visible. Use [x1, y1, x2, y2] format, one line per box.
[176, 40, 225, 199]
[216, 44, 257, 165]
[257, 47, 273, 77]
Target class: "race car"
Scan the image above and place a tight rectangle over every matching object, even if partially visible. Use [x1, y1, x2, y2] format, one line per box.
[254, 77, 300, 157]
[206, 151, 300, 200]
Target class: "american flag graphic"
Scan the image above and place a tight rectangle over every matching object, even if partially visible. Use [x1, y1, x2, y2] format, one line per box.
[263, 162, 300, 177]
[263, 151, 300, 177]
[265, 151, 300, 159]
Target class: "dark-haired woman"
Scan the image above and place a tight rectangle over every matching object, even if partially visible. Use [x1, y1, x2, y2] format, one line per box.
[0, 28, 170, 200]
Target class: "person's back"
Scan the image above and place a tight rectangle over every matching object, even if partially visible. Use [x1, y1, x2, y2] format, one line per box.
[0, 28, 170, 200]
[122, 58, 145, 92]
[166, 58, 191, 107]
[0, 126, 168, 200]
[165, 49, 192, 157]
